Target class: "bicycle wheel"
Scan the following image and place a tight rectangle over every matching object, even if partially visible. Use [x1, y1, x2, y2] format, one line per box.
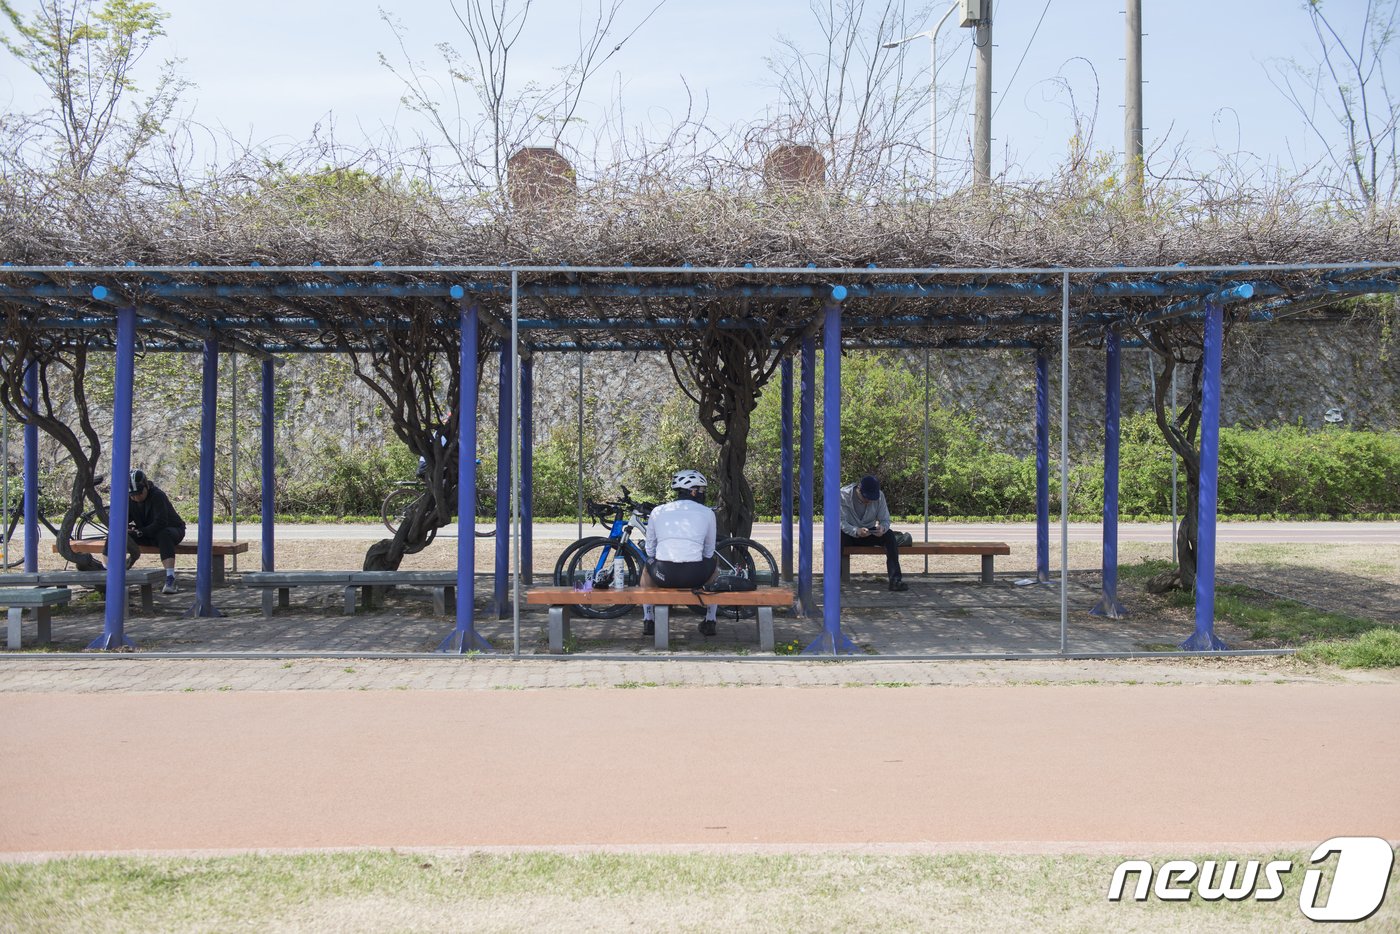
[559, 537, 641, 619]
[474, 480, 496, 538]
[74, 510, 108, 541]
[706, 537, 780, 620]
[552, 535, 600, 585]
[382, 486, 416, 535]
[0, 512, 21, 569]
[382, 486, 439, 548]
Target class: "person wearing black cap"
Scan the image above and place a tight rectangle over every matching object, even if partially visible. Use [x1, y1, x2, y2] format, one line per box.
[114, 469, 186, 594]
[839, 474, 908, 591]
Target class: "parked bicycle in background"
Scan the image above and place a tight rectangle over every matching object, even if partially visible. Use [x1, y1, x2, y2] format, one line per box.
[0, 465, 111, 568]
[381, 457, 496, 545]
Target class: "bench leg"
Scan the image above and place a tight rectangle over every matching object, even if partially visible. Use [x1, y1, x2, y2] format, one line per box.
[262, 588, 276, 619]
[35, 606, 51, 644]
[841, 554, 851, 583]
[654, 605, 670, 650]
[981, 554, 994, 584]
[548, 606, 571, 653]
[343, 586, 357, 616]
[757, 606, 774, 653]
[140, 584, 154, 614]
[6, 607, 20, 650]
[214, 556, 226, 586]
[279, 588, 290, 610]
[432, 586, 455, 616]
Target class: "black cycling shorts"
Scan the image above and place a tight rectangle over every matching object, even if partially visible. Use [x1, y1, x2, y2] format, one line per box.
[648, 556, 716, 589]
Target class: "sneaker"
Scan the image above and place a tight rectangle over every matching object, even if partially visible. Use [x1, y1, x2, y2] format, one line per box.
[162, 579, 180, 595]
[698, 619, 717, 637]
[889, 578, 909, 592]
[642, 619, 655, 636]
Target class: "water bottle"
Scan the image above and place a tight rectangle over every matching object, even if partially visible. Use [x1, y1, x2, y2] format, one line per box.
[612, 555, 625, 589]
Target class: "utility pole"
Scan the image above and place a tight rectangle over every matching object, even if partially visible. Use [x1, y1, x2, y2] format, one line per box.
[972, 0, 992, 188]
[1125, 0, 1143, 203]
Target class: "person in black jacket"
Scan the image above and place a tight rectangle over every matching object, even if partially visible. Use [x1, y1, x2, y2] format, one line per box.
[112, 469, 186, 594]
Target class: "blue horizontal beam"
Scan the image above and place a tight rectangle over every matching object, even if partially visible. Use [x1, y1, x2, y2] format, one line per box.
[7, 274, 1393, 307]
[5, 260, 1399, 275]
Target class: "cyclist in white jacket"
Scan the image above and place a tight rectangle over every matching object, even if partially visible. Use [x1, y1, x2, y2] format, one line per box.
[641, 468, 719, 637]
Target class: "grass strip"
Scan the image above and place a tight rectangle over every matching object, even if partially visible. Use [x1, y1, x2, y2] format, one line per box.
[1, 850, 1375, 933]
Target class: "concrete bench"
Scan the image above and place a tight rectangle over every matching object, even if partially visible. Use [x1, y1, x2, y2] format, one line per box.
[241, 571, 354, 617]
[65, 539, 250, 584]
[349, 572, 458, 616]
[0, 568, 166, 614]
[840, 541, 1011, 584]
[524, 585, 794, 653]
[3, 587, 72, 649]
[242, 570, 458, 617]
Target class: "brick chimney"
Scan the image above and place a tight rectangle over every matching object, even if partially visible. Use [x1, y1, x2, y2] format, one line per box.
[763, 145, 826, 189]
[507, 147, 576, 210]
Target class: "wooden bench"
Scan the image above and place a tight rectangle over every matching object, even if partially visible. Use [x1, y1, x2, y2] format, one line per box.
[840, 541, 1011, 584]
[65, 539, 250, 584]
[0, 568, 166, 614]
[242, 570, 458, 617]
[3, 587, 72, 649]
[524, 585, 794, 653]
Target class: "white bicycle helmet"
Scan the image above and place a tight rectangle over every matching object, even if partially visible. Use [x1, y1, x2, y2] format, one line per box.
[671, 469, 708, 491]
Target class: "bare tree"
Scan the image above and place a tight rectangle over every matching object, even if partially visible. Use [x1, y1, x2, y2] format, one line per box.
[763, 0, 962, 193]
[379, 0, 666, 196]
[0, 0, 185, 562]
[0, 0, 187, 180]
[1268, 0, 1399, 207]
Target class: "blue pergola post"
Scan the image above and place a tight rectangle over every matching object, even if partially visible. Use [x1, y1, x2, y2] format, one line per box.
[804, 289, 859, 655]
[1035, 349, 1050, 583]
[493, 344, 512, 618]
[439, 295, 492, 653]
[186, 337, 222, 618]
[1182, 301, 1229, 650]
[780, 356, 794, 582]
[521, 355, 534, 584]
[797, 335, 816, 616]
[90, 303, 136, 650]
[1092, 329, 1128, 618]
[260, 359, 275, 572]
[22, 362, 38, 572]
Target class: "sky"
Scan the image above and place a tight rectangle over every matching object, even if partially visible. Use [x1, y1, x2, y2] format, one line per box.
[0, 0, 1379, 183]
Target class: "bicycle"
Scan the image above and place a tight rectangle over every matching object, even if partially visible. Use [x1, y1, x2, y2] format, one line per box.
[0, 472, 117, 569]
[381, 458, 496, 544]
[552, 487, 778, 621]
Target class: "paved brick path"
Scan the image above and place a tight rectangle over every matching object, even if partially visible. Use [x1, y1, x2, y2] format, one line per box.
[0, 654, 1391, 693]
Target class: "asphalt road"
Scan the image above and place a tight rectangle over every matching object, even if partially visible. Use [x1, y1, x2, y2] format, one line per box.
[193, 520, 1400, 545]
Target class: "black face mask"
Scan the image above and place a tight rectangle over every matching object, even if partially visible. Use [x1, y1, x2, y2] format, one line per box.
[689, 489, 707, 505]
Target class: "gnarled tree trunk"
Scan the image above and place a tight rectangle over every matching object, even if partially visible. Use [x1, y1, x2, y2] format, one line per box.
[665, 306, 808, 539]
[1136, 317, 1232, 593]
[0, 330, 110, 571]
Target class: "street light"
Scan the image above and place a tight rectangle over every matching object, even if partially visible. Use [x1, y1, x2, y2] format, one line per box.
[883, 0, 959, 195]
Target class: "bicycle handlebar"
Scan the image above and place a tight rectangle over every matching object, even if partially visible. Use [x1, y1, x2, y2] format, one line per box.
[585, 491, 657, 525]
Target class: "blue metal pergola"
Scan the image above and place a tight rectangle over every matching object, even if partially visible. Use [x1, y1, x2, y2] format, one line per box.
[2, 260, 1397, 656]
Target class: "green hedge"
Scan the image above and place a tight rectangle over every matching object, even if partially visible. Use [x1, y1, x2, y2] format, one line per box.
[38, 351, 1392, 521]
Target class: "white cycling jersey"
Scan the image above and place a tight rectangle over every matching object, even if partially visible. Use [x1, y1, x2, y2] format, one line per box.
[644, 497, 716, 563]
